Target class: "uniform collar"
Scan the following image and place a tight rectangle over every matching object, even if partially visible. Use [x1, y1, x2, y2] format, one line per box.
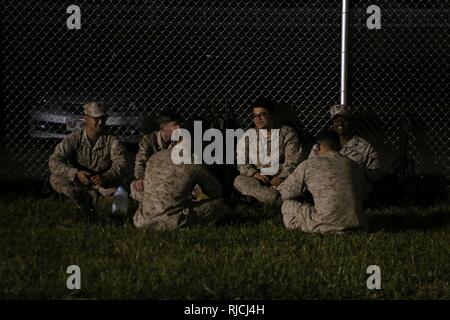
[82, 129, 108, 151]
[157, 130, 172, 149]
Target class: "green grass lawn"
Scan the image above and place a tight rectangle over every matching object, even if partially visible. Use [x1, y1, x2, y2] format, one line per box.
[0, 196, 449, 299]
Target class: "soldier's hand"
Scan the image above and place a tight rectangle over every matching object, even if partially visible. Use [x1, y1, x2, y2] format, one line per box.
[271, 176, 284, 187]
[76, 170, 91, 186]
[253, 172, 271, 185]
[135, 179, 145, 192]
[90, 175, 104, 186]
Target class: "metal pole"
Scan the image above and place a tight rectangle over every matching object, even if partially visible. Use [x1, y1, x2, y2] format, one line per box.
[340, 0, 350, 106]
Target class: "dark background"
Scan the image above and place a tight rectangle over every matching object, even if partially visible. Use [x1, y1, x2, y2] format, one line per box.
[2, 1, 449, 197]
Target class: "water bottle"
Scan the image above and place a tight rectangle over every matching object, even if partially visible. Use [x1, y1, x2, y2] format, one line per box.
[112, 186, 128, 215]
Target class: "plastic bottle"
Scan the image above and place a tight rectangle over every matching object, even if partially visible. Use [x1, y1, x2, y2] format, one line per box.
[112, 186, 128, 215]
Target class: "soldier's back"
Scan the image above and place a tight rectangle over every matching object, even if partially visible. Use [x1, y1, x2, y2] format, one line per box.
[142, 149, 199, 216]
[305, 151, 367, 231]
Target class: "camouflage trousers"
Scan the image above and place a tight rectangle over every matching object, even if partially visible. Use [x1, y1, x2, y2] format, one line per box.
[234, 175, 279, 205]
[50, 174, 117, 205]
[281, 200, 318, 232]
[133, 198, 227, 230]
[281, 200, 362, 234]
[130, 181, 209, 203]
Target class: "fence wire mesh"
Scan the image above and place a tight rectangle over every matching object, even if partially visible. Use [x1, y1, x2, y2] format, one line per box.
[2, 0, 449, 190]
[349, 0, 449, 191]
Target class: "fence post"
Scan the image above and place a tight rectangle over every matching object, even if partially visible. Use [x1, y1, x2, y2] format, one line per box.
[340, 0, 350, 106]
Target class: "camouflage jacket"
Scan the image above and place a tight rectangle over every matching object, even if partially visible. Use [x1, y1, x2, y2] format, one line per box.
[134, 130, 173, 179]
[277, 151, 369, 232]
[309, 135, 381, 181]
[48, 129, 129, 186]
[133, 149, 222, 224]
[236, 125, 301, 179]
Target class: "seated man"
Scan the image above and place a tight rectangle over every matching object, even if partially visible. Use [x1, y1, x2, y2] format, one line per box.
[49, 101, 130, 215]
[234, 97, 301, 205]
[309, 104, 381, 182]
[133, 122, 228, 230]
[278, 130, 370, 233]
[130, 110, 182, 202]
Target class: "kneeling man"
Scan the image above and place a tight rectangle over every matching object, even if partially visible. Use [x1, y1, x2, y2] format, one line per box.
[49, 101, 130, 215]
[133, 123, 227, 230]
[277, 130, 369, 233]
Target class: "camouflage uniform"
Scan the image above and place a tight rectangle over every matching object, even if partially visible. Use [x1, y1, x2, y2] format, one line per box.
[234, 125, 301, 204]
[133, 149, 226, 230]
[277, 151, 369, 233]
[49, 129, 129, 203]
[309, 136, 381, 181]
[130, 130, 173, 202]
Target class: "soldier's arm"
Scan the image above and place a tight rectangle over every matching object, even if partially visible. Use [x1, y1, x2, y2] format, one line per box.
[48, 135, 79, 181]
[364, 144, 382, 182]
[277, 161, 307, 201]
[196, 166, 222, 199]
[236, 132, 259, 177]
[102, 138, 130, 185]
[278, 128, 301, 179]
[134, 134, 153, 179]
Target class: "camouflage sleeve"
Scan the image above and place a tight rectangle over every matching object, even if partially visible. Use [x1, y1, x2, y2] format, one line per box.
[48, 134, 79, 181]
[102, 137, 130, 185]
[196, 166, 223, 199]
[278, 127, 301, 179]
[134, 134, 154, 179]
[236, 132, 258, 177]
[364, 144, 382, 182]
[277, 160, 307, 201]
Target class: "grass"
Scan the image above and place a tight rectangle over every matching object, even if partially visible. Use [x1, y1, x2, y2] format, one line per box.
[0, 195, 449, 300]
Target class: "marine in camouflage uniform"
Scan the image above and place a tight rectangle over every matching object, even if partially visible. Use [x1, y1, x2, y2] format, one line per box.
[308, 104, 381, 182]
[234, 98, 302, 205]
[133, 149, 227, 230]
[49, 102, 129, 212]
[130, 111, 181, 202]
[278, 130, 370, 233]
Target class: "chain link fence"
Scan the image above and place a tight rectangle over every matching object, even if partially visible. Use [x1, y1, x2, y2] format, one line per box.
[349, 0, 449, 200]
[2, 0, 449, 192]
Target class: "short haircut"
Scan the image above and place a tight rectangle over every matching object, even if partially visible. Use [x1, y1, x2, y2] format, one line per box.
[251, 97, 277, 114]
[157, 109, 182, 126]
[315, 130, 340, 151]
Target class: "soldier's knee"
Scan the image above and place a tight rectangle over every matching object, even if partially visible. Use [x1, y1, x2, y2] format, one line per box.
[132, 213, 147, 229]
[281, 200, 297, 215]
[49, 174, 76, 197]
[280, 200, 302, 228]
[233, 175, 247, 191]
[282, 213, 300, 230]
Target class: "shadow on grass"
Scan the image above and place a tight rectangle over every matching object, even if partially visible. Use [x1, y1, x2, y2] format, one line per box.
[367, 207, 450, 233]
[217, 201, 281, 227]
